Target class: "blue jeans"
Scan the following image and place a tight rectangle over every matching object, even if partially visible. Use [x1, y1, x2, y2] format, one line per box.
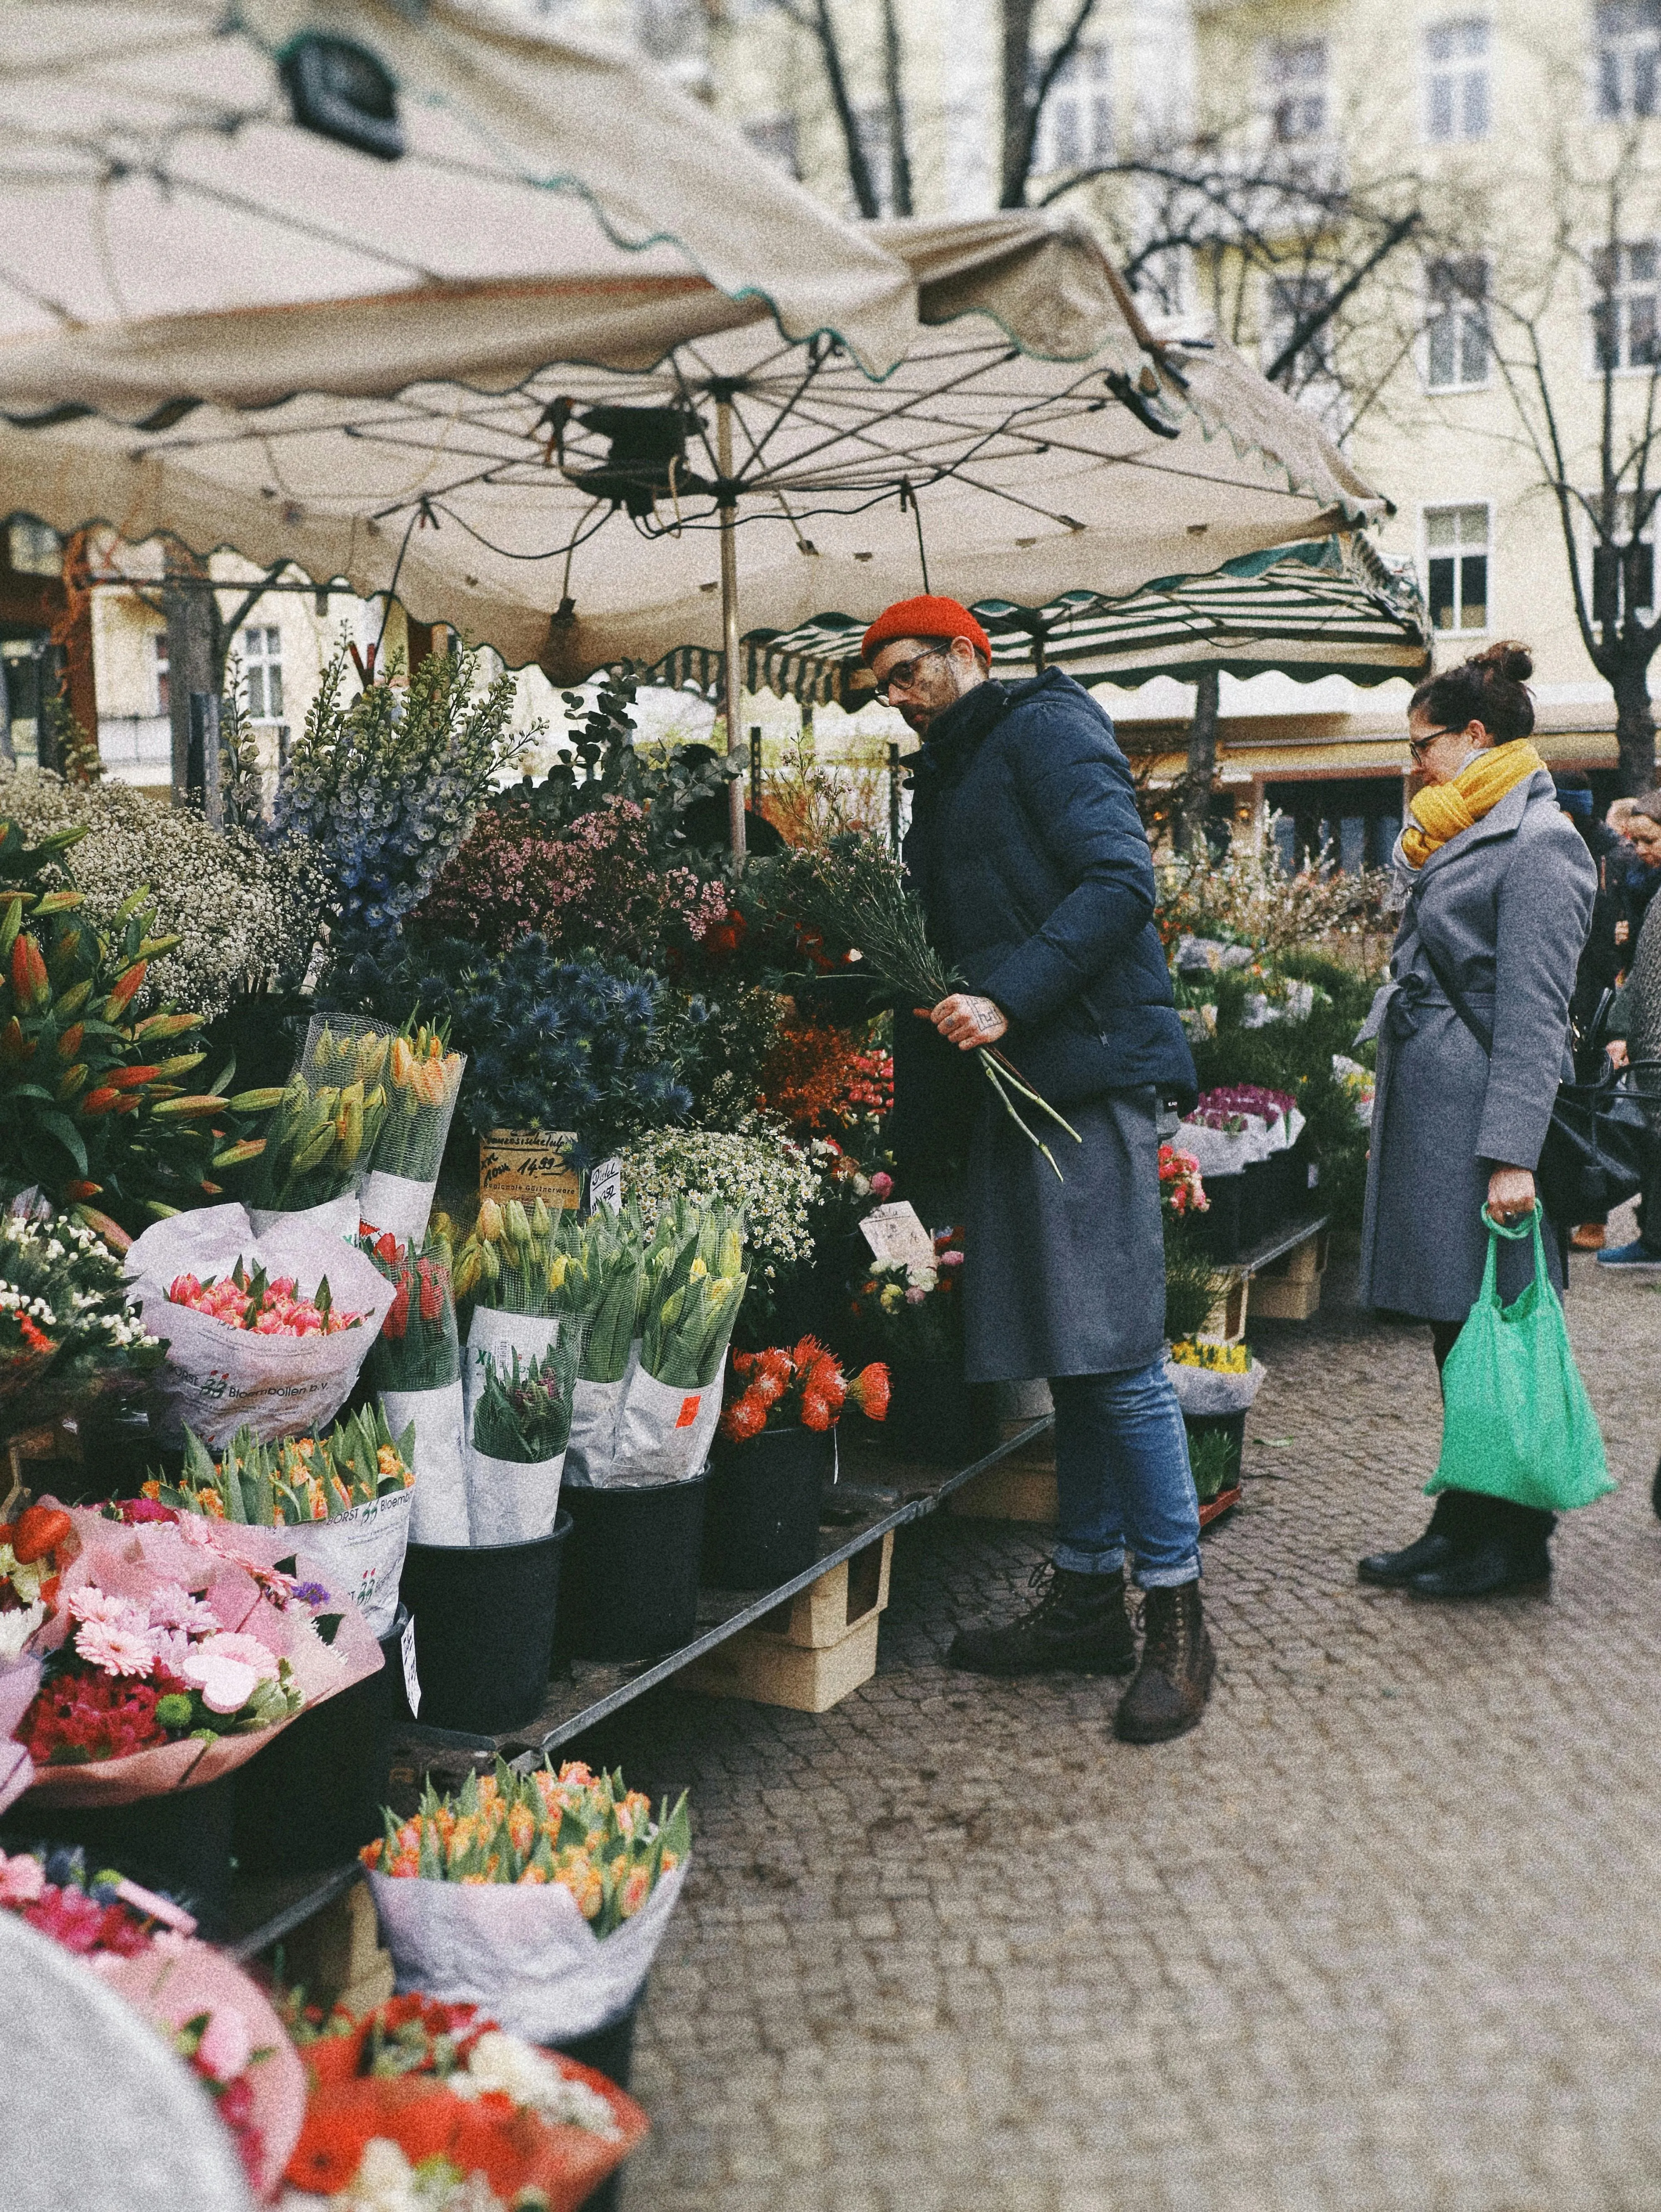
[1050, 1361, 1202, 1588]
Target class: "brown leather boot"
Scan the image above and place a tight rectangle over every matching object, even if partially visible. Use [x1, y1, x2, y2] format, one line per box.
[1113, 1581, 1215, 1743]
[948, 1563, 1136, 1676]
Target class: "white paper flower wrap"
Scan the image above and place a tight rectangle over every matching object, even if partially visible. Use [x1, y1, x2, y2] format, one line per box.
[386, 1380, 468, 1548]
[368, 1857, 688, 2041]
[1164, 1356, 1267, 1417]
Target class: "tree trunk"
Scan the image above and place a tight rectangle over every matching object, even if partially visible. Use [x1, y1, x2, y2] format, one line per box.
[1177, 666, 1220, 855]
[881, 0, 914, 217]
[162, 553, 218, 809]
[813, 0, 881, 218]
[1612, 656, 1659, 797]
[999, 0, 1038, 209]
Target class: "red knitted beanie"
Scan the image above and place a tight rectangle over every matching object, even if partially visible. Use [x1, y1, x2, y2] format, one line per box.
[860, 595, 992, 667]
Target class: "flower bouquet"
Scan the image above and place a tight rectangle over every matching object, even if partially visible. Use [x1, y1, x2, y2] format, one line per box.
[847, 1226, 965, 1368]
[1179, 1083, 1304, 1177]
[465, 1333, 581, 1546]
[142, 1407, 416, 1638]
[720, 1341, 889, 1441]
[358, 1022, 467, 1248]
[556, 1206, 645, 1490]
[124, 1202, 394, 1447]
[1, 1843, 307, 2196]
[1164, 1336, 1266, 1417]
[1158, 1144, 1208, 1220]
[361, 1762, 689, 2042]
[9, 1502, 381, 1808]
[609, 1200, 747, 1486]
[791, 836, 1081, 1178]
[364, 1227, 466, 1550]
[245, 1015, 393, 1231]
[707, 1341, 889, 1585]
[0, 1211, 164, 1449]
[284, 1994, 647, 2212]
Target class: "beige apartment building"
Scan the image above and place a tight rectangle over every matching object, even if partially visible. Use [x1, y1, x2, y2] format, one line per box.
[42, 0, 1661, 871]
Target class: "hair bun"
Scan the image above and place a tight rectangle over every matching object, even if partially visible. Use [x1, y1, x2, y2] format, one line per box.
[1475, 639, 1534, 685]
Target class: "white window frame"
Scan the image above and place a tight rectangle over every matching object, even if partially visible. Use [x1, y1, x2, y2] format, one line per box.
[240, 624, 284, 722]
[1423, 255, 1491, 392]
[1423, 502, 1492, 636]
[1032, 42, 1113, 177]
[1588, 239, 1661, 375]
[1423, 18, 1491, 143]
[1262, 37, 1329, 146]
[1588, 492, 1658, 627]
[1595, 0, 1661, 120]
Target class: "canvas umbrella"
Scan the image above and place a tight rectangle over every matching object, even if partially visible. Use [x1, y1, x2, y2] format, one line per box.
[691, 533, 1430, 705]
[0, 11, 1387, 848]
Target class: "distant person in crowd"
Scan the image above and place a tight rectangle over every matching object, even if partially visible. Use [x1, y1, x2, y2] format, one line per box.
[1357, 642, 1595, 1598]
[1607, 796, 1639, 859]
[1611, 792, 1661, 962]
[1555, 777, 1624, 1250]
[1592, 802, 1661, 1269]
[864, 594, 1212, 1742]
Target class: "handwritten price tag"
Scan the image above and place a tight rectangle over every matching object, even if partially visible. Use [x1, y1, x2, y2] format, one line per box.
[479, 1129, 581, 1209]
[857, 1200, 936, 1271]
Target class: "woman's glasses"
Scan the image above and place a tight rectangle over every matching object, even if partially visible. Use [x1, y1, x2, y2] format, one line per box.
[1408, 725, 1460, 762]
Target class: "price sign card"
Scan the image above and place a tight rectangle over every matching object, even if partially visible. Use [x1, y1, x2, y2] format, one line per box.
[479, 1130, 581, 1209]
[857, 1200, 936, 1271]
[588, 1156, 624, 1215]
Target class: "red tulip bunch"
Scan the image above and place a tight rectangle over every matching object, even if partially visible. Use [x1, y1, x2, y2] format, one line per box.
[721, 1337, 890, 1441]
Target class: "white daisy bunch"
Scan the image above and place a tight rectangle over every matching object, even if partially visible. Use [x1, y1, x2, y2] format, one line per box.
[0, 768, 318, 1018]
[620, 1116, 817, 1283]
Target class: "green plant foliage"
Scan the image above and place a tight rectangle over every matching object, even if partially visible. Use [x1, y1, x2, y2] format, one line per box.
[1163, 1220, 1222, 1344]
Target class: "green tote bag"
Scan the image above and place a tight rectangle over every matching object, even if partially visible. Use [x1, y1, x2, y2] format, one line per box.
[1427, 1209, 1617, 1515]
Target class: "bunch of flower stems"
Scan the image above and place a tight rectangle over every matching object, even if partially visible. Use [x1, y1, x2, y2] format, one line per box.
[147, 1405, 414, 1525]
[470, 1334, 582, 1463]
[249, 1019, 392, 1210]
[370, 1020, 466, 1182]
[795, 842, 1080, 1178]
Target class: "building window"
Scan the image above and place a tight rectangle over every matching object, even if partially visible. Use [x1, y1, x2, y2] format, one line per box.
[1592, 241, 1661, 370]
[1426, 257, 1490, 388]
[1034, 43, 1112, 175]
[152, 633, 169, 719]
[742, 115, 801, 178]
[241, 625, 283, 719]
[1264, 273, 1332, 380]
[1426, 504, 1490, 631]
[1592, 495, 1656, 626]
[1263, 39, 1328, 144]
[7, 518, 61, 578]
[1596, 0, 1661, 118]
[1424, 19, 1490, 141]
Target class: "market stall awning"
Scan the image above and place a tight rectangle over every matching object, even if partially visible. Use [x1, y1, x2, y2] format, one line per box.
[649, 536, 1428, 706]
[0, 0, 916, 396]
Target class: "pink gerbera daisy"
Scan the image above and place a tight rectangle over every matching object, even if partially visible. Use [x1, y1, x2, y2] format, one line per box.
[75, 1620, 160, 1679]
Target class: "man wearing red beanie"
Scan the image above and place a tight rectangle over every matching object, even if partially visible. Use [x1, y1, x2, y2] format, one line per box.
[862, 595, 1213, 1743]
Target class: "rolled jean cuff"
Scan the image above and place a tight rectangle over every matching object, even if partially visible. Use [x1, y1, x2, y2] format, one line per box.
[1052, 1542, 1127, 1576]
[1133, 1555, 1201, 1590]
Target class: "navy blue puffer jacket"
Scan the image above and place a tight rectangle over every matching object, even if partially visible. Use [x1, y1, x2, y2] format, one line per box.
[903, 669, 1196, 1110]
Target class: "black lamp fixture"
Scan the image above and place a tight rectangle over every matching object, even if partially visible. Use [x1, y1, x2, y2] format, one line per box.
[544, 402, 712, 517]
[280, 34, 404, 161]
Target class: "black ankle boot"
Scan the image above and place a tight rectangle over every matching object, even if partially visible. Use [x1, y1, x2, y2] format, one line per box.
[1358, 1491, 1477, 1587]
[948, 1563, 1136, 1676]
[1113, 1582, 1215, 1744]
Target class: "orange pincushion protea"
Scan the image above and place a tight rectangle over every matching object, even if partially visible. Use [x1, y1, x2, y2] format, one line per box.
[720, 1341, 888, 1439]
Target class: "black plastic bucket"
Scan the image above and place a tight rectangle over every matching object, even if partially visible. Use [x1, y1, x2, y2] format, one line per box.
[702, 1426, 832, 1588]
[2, 1766, 239, 1933]
[399, 1515, 571, 1735]
[549, 1992, 645, 2212]
[882, 1361, 983, 1466]
[555, 1477, 707, 1662]
[232, 1605, 412, 1874]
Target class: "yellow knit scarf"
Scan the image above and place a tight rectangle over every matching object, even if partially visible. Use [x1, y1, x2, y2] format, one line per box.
[1400, 740, 1546, 869]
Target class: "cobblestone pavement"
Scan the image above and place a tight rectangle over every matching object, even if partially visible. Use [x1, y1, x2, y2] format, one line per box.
[590, 1228, 1661, 2212]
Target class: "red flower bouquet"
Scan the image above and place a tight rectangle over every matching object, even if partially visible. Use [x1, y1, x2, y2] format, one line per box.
[287, 1994, 647, 2211]
[721, 1338, 889, 1441]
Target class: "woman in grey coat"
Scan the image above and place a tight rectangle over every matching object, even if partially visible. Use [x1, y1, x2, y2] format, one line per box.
[1357, 642, 1597, 1598]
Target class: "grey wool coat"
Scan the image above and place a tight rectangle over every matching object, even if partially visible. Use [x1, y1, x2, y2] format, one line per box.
[1358, 768, 1596, 1323]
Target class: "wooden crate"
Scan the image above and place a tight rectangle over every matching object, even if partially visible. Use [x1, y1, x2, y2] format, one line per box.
[948, 1460, 1058, 1523]
[683, 1608, 882, 1714]
[752, 1530, 892, 1650]
[1250, 1226, 1328, 1320]
[1198, 1272, 1249, 1345]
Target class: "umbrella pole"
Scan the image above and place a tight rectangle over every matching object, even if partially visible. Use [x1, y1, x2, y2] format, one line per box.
[717, 398, 747, 861]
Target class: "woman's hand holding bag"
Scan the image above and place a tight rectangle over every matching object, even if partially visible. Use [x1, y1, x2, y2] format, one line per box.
[1428, 1207, 1616, 1515]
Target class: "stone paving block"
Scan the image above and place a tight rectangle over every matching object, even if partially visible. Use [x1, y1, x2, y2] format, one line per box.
[611, 1233, 1661, 2212]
